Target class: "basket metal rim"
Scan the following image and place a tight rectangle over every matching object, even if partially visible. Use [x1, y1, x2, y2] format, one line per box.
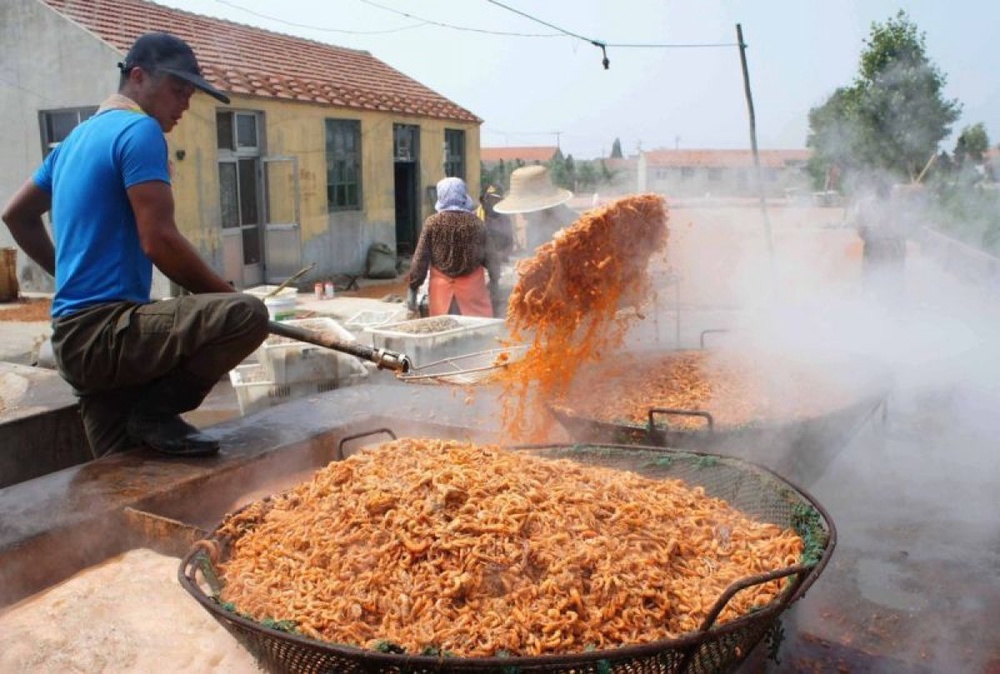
[548, 389, 888, 439]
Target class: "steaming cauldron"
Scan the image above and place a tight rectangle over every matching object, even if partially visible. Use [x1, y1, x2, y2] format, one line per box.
[548, 348, 891, 486]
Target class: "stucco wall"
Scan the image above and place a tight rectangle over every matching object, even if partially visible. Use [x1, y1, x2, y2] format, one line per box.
[192, 98, 481, 278]
[1, 0, 118, 292]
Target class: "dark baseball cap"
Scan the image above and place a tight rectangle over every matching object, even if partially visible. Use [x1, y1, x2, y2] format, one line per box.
[118, 32, 230, 104]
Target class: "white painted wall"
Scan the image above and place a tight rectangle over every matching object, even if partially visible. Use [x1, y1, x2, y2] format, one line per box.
[1, 0, 169, 297]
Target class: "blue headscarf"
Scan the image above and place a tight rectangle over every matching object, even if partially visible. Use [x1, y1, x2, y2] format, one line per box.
[435, 177, 475, 213]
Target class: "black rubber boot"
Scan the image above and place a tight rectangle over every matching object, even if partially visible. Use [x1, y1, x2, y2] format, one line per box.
[126, 371, 220, 457]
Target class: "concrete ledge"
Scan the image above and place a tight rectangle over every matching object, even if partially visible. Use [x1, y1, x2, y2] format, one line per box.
[0, 362, 90, 488]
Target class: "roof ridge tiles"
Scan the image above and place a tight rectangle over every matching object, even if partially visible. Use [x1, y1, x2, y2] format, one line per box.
[41, 0, 482, 123]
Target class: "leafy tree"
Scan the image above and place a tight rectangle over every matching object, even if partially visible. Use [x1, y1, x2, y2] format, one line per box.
[610, 137, 623, 159]
[547, 154, 576, 190]
[577, 161, 597, 189]
[599, 159, 615, 183]
[953, 122, 989, 165]
[806, 10, 961, 187]
[806, 87, 863, 187]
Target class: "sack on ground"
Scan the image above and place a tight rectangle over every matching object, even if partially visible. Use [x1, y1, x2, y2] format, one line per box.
[366, 242, 397, 279]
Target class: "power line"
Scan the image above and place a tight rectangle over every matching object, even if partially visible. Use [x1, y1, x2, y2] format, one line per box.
[485, 0, 609, 68]
[357, 0, 562, 38]
[208, 0, 737, 66]
[484, 0, 598, 44]
[484, 0, 737, 48]
[215, 0, 426, 34]
[607, 41, 738, 48]
[485, 0, 739, 69]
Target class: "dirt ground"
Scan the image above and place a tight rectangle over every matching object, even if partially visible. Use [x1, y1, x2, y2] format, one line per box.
[0, 281, 410, 323]
[0, 297, 51, 322]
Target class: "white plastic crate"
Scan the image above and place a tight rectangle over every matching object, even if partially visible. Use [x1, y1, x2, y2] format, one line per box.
[368, 315, 506, 368]
[256, 317, 364, 385]
[228, 362, 367, 416]
[344, 308, 407, 332]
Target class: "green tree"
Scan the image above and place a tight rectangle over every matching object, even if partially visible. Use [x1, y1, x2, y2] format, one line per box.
[806, 10, 961, 187]
[599, 159, 615, 184]
[610, 137, 623, 159]
[577, 161, 597, 189]
[953, 122, 989, 165]
[547, 154, 576, 190]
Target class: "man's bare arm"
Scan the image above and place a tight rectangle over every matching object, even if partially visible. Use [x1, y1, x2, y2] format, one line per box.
[1, 180, 55, 276]
[129, 181, 234, 294]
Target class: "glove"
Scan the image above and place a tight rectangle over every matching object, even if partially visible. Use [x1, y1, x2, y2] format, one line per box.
[407, 287, 418, 312]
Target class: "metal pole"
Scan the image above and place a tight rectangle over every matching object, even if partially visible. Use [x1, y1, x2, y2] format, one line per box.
[736, 23, 774, 260]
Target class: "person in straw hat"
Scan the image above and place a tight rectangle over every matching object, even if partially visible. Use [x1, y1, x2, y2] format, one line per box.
[477, 183, 514, 264]
[408, 177, 499, 317]
[492, 165, 576, 254]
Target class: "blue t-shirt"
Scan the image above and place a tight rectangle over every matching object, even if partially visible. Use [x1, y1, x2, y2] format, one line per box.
[33, 110, 170, 318]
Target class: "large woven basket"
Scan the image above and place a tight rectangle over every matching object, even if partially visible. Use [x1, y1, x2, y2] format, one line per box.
[179, 443, 835, 673]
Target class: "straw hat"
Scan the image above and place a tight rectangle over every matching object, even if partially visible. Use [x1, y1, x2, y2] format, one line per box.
[493, 165, 573, 214]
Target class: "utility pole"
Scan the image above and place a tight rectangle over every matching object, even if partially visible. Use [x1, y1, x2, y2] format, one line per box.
[737, 23, 774, 261]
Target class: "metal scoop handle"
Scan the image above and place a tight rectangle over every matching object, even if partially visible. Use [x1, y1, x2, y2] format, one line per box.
[267, 320, 412, 373]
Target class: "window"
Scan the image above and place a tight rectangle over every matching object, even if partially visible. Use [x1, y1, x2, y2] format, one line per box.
[39, 107, 97, 155]
[325, 119, 362, 211]
[444, 128, 465, 179]
[393, 124, 419, 162]
[217, 111, 260, 151]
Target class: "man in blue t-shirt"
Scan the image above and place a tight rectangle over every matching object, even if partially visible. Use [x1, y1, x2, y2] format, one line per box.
[1, 33, 269, 458]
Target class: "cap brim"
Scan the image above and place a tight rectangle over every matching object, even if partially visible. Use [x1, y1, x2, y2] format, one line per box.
[164, 68, 230, 104]
[493, 189, 573, 214]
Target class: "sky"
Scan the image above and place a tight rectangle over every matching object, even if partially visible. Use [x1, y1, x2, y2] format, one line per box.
[156, 0, 1000, 160]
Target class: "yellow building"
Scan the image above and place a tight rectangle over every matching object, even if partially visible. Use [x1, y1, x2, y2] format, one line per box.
[3, 0, 481, 292]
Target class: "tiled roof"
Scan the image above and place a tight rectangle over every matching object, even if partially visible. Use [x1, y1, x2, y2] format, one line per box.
[481, 146, 560, 163]
[643, 149, 811, 169]
[41, 0, 481, 123]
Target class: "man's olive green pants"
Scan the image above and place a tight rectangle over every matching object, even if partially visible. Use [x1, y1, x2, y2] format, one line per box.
[51, 293, 269, 458]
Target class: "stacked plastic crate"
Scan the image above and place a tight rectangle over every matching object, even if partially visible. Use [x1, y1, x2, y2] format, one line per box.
[229, 318, 369, 416]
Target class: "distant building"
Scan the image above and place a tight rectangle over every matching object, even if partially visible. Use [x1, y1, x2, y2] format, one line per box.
[638, 149, 811, 198]
[1, 0, 482, 292]
[480, 146, 563, 168]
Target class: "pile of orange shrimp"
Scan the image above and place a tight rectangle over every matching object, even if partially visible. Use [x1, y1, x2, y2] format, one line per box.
[554, 350, 858, 430]
[498, 194, 669, 441]
[217, 438, 803, 657]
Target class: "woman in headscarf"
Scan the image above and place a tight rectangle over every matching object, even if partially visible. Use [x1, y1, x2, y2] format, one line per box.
[408, 177, 498, 317]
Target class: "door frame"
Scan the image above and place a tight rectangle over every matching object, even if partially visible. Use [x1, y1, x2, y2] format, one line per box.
[262, 155, 303, 284]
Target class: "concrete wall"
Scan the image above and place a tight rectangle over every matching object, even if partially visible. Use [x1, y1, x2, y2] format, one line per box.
[1, 0, 119, 292]
[644, 165, 807, 198]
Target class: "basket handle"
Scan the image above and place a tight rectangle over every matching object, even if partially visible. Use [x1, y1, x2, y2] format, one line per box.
[696, 564, 812, 634]
[647, 408, 715, 438]
[337, 428, 398, 456]
[180, 539, 225, 596]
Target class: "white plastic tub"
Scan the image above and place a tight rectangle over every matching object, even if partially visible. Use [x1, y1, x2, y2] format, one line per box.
[228, 362, 368, 416]
[368, 315, 506, 367]
[244, 285, 299, 321]
[257, 318, 364, 385]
